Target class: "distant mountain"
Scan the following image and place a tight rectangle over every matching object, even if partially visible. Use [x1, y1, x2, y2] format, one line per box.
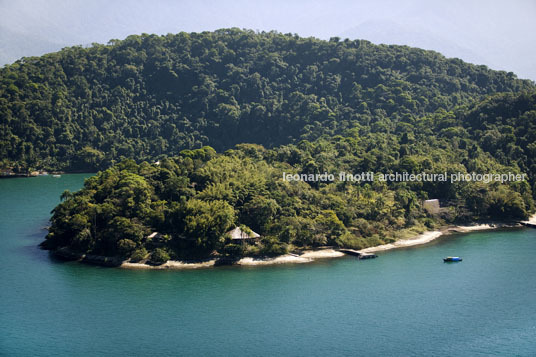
[0, 25, 64, 66]
[340, 19, 488, 67]
[339, 18, 536, 82]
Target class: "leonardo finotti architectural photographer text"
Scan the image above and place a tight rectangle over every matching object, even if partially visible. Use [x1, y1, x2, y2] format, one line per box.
[282, 171, 528, 184]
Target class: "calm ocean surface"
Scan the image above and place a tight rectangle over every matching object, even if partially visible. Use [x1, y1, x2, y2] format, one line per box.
[1, 175, 536, 356]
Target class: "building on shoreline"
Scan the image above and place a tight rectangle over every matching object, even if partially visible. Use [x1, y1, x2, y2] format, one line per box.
[227, 227, 260, 244]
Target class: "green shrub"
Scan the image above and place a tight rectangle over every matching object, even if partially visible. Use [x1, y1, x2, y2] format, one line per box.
[130, 248, 148, 262]
[260, 236, 288, 256]
[151, 248, 170, 265]
[117, 239, 137, 257]
[335, 232, 367, 250]
[222, 243, 245, 258]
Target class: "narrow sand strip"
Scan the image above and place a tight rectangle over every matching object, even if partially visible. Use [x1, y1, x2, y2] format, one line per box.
[237, 255, 312, 265]
[359, 231, 443, 254]
[300, 249, 345, 259]
[230, 249, 345, 266]
[521, 214, 536, 225]
[447, 224, 495, 233]
[359, 223, 502, 254]
[121, 260, 217, 269]
[119, 221, 525, 269]
[120, 249, 344, 269]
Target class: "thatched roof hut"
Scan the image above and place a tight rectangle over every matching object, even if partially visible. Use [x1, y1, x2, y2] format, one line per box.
[227, 227, 260, 241]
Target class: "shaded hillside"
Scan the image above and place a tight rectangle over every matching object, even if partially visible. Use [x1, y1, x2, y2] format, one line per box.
[459, 91, 536, 179]
[1, 29, 533, 171]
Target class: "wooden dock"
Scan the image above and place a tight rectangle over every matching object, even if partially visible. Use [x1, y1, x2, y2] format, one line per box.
[520, 221, 536, 229]
[339, 249, 361, 256]
[520, 214, 536, 228]
[339, 249, 377, 259]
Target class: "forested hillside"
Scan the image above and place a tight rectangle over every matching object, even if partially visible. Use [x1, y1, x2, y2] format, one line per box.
[1, 29, 533, 171]
[43, 121, 534, 262]
[3, 28, 535, 263]
[458, 92, 536, 179]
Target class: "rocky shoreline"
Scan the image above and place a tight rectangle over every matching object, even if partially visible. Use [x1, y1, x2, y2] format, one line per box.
[52, 247, 124, 267]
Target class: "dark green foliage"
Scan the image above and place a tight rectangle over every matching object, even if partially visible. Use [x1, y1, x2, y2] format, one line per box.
[222, 243, 245, 259]
[458, 92, 536, 184]
[150, 248, 170, 265]
[182, 199, 235, 254]
[8, 29, 534, 263]
[43, 128, 534, 262]
[1, 29, 533, 172]
[117, 239, 137, 257]
[259, 236, 288, 257]
[130, 247, 148, 262]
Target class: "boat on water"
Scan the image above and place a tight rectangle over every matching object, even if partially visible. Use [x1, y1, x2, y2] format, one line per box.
[443, 256, 462, 262]
[52, 174, 61, 178]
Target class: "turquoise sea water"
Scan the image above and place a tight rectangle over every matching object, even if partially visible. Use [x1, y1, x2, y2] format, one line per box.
[1, 175, 536, 356]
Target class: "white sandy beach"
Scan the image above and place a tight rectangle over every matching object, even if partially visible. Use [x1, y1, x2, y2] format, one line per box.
[236, 249, 345, 266]
[300, 249, 346, 259]
[121, 259, 217, 269]
[237, 255, 312, 265]
[449, 224, 495, 232]
[359, 231, 444, 254]
[358, 222, 519, 254]
[120, 249, 345, 269]
[359, 223, 509, 254]
[119, 218, 532, 270]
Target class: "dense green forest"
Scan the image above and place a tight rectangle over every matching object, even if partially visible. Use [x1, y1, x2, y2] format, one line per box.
[2, 29, 534, 263]
[43, 95, 535, 262]
[1, 29, 534, 172]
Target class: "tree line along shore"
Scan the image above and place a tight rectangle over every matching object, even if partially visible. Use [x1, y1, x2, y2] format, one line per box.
[0, 29, 533, 266]
[41, 135, 535, 267]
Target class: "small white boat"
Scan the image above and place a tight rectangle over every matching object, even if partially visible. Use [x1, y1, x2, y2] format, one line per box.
[52, 174, 61, 178]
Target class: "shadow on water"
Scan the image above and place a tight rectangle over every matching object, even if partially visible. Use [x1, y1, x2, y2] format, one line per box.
[14, 224, 51, 262]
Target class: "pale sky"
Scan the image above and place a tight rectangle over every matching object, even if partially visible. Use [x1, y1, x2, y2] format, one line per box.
[1, 0, 535, 80]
